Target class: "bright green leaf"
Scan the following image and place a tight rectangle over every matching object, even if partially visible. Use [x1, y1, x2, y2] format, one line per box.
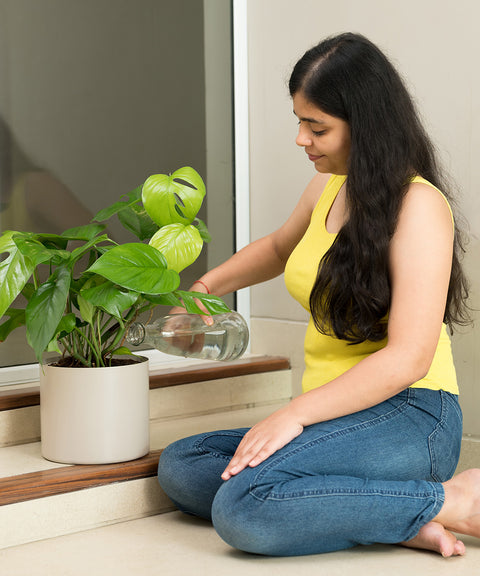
[87, 243, 180, 294]
[149, 223, 203, 273]
[142, 166, 205, 226]
[0, 231, 35, 318]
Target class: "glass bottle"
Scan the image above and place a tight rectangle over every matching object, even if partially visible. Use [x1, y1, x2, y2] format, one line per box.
[125, 311, 249, 361]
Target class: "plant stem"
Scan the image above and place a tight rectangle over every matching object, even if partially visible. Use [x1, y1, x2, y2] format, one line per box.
[73, 326, 102, 367]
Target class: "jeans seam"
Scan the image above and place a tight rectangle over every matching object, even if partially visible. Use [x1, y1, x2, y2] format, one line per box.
[428, 392, 446, 482]
[428, 391, 460, 482]
[251, 488, 439, 502]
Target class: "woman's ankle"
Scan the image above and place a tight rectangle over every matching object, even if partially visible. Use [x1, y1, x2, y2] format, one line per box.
[434, 469, 480, 537]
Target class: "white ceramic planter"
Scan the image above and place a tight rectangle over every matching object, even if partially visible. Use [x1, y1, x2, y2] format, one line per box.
[40, 357, 150, 464]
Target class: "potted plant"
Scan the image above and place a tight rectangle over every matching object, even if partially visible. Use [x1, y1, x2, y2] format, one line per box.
[0, 166, 230, 464]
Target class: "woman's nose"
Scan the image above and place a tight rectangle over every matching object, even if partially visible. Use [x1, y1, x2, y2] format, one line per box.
[296, 126, 312, 147]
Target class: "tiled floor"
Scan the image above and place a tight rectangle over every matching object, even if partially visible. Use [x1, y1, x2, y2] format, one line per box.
[1, 511, 480, 576]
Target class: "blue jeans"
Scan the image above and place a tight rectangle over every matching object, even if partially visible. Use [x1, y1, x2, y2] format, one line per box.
[158, 388, 462, 556]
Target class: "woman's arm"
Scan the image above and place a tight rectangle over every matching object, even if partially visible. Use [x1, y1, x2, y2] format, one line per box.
[222, 181, 455, 479]
[193, 172, 331, 297]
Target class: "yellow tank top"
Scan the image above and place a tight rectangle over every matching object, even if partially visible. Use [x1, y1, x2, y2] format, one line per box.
[284, 174, 458, 394]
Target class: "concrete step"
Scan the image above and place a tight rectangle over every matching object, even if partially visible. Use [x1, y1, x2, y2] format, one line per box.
[0, 355, 292, 549]
[0, 402, 289, 550]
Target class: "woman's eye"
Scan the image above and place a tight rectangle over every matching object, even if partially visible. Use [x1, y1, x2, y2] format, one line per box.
[312, 130, 326, 137]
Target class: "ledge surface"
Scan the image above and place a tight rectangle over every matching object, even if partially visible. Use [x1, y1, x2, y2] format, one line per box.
[0, 355, 290, 412]
[0, 449, 162, 507]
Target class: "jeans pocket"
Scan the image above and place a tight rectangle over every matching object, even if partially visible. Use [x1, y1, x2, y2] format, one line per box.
[428, 392, 463, 482]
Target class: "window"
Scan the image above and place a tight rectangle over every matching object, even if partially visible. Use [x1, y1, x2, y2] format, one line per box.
[0, 0, 237, 379]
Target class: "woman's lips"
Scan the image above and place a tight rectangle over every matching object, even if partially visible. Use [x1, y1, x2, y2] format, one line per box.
[307, 154, 323, 161]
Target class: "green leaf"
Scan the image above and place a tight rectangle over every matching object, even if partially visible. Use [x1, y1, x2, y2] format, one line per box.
[25, 266, 71, 361]
[117, 204, 159, 241]
[12, 234, 54, 266]
[55, 313, 77, 338]
[61, 223, 106, 241]
[13, 234, 70, 267]
[143, 292, 183, 308]
[87, 243, 180, 294]
[0, 308, 25, 341]
[176, 290, 231, 315]
[69, 234, 111, 264]
[21, 283, 36, 299]
[81, 280, 139, 319]
[29, 233, 69, 251]
[46, 339, 62, 354]
[92, 185, 142, 222]
[0, 231, 35, 318]
[77, 294, 95, 324]
[46, 313, 76, 353]
[149, 223, 203, 273]
[142, 166, 205, 226]
[193, 218, 211, 243]
[111, 346, 133, 356]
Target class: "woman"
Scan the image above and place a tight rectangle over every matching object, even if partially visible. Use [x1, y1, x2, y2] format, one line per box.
[158, 33, 479, 558]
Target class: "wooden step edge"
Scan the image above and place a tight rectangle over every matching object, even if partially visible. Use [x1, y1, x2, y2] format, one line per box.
[149, 355, 290, 389]
[0, 449, 163, 507]
[0, 355, 291, 412]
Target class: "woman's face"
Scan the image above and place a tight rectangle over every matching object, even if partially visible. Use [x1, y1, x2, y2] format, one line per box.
[293, 92, 351, 175]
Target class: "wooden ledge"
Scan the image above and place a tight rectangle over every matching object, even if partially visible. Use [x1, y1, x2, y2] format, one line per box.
[149, 355, 290, 388]
[0, 356, 290, 412]
[0, 449, 163, 507]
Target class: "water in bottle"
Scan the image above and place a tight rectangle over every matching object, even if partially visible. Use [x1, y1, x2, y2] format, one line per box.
[125, 311, 249, 361]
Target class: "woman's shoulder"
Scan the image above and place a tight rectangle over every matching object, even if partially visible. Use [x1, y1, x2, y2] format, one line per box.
[401, 177, 454, 232]
[303, 172, 340, 212]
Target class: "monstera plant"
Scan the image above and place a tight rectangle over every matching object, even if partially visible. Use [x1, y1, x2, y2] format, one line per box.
[0, 166, 230, 368]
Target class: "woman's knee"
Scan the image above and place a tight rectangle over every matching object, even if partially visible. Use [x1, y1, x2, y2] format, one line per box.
[157, 441, 187, 500]
[211, 479, 282, 556]
[158, 435, 231, 521]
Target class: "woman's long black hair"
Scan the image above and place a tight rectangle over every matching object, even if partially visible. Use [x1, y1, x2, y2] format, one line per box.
[289, 32, 470, 343]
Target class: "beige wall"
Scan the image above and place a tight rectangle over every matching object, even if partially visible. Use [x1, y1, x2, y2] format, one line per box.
[246, 0, 480, 436]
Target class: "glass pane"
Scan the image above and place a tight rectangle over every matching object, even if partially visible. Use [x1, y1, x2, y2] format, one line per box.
[0, 0, 234, 370]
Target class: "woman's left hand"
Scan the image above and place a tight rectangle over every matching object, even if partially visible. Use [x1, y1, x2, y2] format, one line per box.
[221, 404, 304, 480]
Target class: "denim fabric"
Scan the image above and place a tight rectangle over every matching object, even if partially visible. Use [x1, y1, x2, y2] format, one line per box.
[158, 388, 462, 556]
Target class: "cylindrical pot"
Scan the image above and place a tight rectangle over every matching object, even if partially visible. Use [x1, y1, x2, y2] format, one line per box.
[40, 357, 150, 464]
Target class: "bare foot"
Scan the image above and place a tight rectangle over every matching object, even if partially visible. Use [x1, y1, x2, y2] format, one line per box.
[435, 469, 480, 539]
[401, 521, 465, 557]
[403, 468, 480, 557]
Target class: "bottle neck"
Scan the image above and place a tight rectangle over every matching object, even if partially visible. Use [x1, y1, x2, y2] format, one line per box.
[126, 322, 145, 346]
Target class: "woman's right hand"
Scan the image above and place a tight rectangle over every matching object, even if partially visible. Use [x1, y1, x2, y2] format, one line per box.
[162, 314, 206, 355]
